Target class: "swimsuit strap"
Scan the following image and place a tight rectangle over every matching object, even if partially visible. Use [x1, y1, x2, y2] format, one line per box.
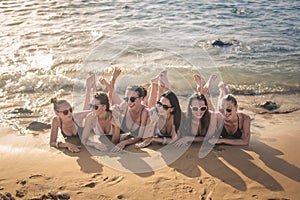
[236, 114, 240, 128]
[221, 114, 242, 139]
[60, 117, 81, 138]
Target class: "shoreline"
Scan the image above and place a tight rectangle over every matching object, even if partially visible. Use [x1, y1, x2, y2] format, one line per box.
[1, 108, 300, 199]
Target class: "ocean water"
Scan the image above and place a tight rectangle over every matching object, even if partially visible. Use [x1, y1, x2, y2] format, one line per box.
[0, 0, 299, 133]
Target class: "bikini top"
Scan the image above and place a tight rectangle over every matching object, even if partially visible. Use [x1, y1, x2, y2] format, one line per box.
[93, 116, 114, 136]
[121, 106, 145, 137]
[154, 126, 172, 138]
[60, 118, 83, 139]
[220, 114, 243, 139]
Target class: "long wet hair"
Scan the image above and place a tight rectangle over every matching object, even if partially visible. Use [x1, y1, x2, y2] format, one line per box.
[185, 93, 211, 136]
[161, 91, 181, 132]
[94, 91, 110, 111]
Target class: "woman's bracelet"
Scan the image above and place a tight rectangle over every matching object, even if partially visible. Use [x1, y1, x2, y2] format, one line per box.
[163, 137, 167, 145]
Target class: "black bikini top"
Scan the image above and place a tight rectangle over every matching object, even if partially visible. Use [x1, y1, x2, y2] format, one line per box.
[60, 118, 83, 139]
[220, 114, 243, 139]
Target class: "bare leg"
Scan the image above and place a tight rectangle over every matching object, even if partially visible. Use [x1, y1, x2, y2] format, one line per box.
[84, 73, 96, 110]
[217, 81, 230, 111]
[218, 81, 228, 98]
[147, 74, 160, 108]
[203, 74, 218, 93]
[194, 73, 216, 111]
[110, 67, 121, 89]
[158, 70, 172, 91]
[99, 77, 122, 105]
[193, 74, 203, 92]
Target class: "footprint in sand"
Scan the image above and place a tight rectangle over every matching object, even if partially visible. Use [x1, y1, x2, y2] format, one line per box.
[106, 176, 124, 186]
[181, 184, 194, 193]
[28, 174, 51, 181]
[91, 173, 102, 179]
[198, 177, 217, 200]
[16, 179, 27, 186]
[29, 174, 43, 179]
[0, 192, 15, 200]
[146, 177, 171, 185]
[83, 182, 96, 188]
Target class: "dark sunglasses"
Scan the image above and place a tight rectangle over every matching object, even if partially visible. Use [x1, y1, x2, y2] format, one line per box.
[89, 103, 104, 110]
[57, 108, 73, 115]
[157, 101, 173, 110]
[124, 96, 140, 103]
[225, 107, 232, 113]
[190, 105, 207, 112]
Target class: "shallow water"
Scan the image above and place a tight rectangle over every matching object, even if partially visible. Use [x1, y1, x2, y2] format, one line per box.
[1, 0, 299, 134]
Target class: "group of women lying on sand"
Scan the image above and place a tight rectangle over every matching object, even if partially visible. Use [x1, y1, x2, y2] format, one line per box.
[50, 68, 251, 153]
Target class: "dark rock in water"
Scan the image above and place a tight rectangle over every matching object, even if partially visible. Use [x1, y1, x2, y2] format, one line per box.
[26, 121, 51, 131]
[260, 101, 278, 111]
[10, 108, 33, 114]
[212, 39, 233, 47]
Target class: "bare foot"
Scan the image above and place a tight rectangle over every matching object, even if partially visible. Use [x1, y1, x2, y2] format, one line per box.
[158, 70, 171, 90]
[151, 74, 160, 85]
[135, 137, 152, 148]
[86, 73, 96, 92]
[218, 81, 229, 98]
[203, 74, 217, 92]
[193, 74, 203, 92]
[111, 67, 121, 81]
[99, 77, 113, 92]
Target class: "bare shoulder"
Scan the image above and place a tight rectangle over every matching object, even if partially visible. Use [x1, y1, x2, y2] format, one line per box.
[51, 116, 60, 126]
[87, 111, 96, 118]
[238, 112, 250, 122]
[142, 106, 150, 115]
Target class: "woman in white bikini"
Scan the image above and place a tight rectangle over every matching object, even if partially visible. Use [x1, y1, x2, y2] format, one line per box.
[81, 90, 121, 151]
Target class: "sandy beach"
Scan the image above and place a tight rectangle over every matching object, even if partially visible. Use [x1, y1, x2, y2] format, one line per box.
[1, 0, 299, 199]
[1, 94, 300, 200]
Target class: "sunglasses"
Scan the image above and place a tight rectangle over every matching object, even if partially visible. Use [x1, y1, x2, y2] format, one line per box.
[89, 103, 105, 110]
[124, 96, 140, 103]
[157, 101, 173, 110]
[190, 105, 207, 112]
[57, 108, 73, 115]
[225, 107, 232, 113]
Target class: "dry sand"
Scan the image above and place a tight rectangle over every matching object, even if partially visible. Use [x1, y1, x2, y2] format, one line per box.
[1, 103, 300, 199]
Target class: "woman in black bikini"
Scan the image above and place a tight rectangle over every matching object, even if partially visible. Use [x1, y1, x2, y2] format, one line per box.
[49, 98, 90, 153]
[210, 94, 251, 145]
[49, 74, 96, 153]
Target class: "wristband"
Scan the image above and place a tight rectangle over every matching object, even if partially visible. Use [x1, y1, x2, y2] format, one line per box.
[163, 137, 167, 145]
